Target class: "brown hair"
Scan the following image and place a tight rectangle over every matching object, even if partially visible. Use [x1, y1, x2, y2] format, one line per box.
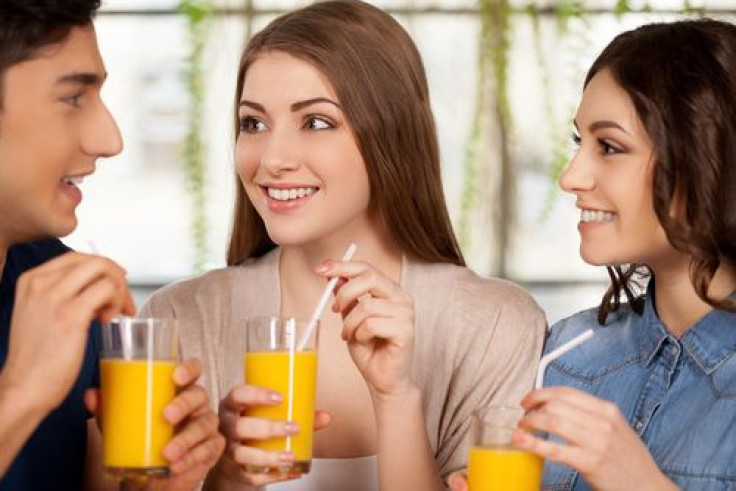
[585, 19, 736, 324]
[0, 0, 100, 108]
[227, 0, 464, 267]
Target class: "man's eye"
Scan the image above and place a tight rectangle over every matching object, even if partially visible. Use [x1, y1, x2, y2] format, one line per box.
[304, 116, 333, 131]
[240, 117, 267, 134]
[64, 94, 83, 107]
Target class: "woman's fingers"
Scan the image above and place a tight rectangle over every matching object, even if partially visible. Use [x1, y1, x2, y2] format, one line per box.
[236, 416, 299, 441]
[221, 385, 283, 413]
[232, 445, 295, 468]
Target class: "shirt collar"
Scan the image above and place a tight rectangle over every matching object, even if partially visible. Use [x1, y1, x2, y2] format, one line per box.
[639, 281, 736, 374]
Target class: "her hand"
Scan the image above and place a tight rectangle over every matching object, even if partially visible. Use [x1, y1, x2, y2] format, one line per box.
[447, 471, 469, 491]
[513, 387, 676, 491]
[317, 259, 416, 399]
[213, 384, 331, 487]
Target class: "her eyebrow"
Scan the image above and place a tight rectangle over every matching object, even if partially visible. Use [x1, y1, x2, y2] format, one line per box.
[290, 97, 340, 112]
[238, 97, 341, 114]
[589, 120, 630, 135]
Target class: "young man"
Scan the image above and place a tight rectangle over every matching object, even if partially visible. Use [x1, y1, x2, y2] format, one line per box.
[0, 1, 224, 489]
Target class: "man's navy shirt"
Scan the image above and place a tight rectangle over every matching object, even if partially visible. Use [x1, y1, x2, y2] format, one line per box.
[0, 239, 101, 490]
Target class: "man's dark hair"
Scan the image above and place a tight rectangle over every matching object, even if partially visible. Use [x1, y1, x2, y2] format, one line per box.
[0, 0, 101, 107]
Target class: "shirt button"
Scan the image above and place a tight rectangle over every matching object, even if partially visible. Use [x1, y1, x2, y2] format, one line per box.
[635, 421, 644, 431]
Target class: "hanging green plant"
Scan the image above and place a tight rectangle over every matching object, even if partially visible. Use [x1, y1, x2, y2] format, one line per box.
[459, 0, 513, 276]
[179, 0, 214, 273]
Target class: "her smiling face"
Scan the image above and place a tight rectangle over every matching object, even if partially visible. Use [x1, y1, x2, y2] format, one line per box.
[235, 51, 373, 249]
[559, 69, 674, 268]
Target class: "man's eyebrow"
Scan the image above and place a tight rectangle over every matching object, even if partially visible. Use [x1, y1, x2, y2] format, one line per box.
[55, 72, 106, 87]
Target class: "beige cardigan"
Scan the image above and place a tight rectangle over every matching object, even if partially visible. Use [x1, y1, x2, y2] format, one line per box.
[141, 249, 546, 477]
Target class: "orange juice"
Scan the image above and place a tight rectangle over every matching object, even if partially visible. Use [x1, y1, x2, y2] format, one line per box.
[244, 351, 318, 473]
[101, 359, 177, 473]
[468, 444, 543, 491]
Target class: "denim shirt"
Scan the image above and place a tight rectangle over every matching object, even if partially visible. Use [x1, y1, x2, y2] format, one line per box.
[542, 288, 736, 490]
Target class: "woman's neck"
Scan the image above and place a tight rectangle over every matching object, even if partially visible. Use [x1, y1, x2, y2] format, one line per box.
[277, 232, 402, 319]
[650, 257, 736, 338]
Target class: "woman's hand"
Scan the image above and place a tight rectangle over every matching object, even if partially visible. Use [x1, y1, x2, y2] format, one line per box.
[210, 384, 331, 488]
[447, 471, 469, 491]
[316, 259, 416, 400]
[513, 387, 677, 491]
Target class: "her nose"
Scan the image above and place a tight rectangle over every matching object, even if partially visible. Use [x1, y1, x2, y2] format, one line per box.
[558, 151, 595, 194]
[260, 128, 300, 175]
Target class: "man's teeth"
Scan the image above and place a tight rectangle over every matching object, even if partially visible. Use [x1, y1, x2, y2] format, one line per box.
[581, 209, 616, 223]
[267, 187, 317, 201]
[62, 176, 84, 186]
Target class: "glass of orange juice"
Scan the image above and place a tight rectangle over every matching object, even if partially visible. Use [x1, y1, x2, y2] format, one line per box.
[100, 317, 179, 481]
[243, 316, 319, 475]
[467, 405, 543, 491]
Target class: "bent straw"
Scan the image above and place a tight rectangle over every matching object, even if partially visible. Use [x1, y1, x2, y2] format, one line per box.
[534, 328, 594, 389]
[296, 243, 357, 351]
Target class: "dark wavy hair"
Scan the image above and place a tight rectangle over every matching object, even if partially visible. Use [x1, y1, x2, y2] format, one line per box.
[587, 19, 736, 324]
[0, 0, 101, 108]
[227, 0, 464, 267]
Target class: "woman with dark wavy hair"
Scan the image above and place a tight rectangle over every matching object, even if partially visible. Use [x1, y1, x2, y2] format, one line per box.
[452, 17, 736, 491]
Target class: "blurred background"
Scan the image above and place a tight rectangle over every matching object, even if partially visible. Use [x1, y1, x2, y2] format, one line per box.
[67, 0, 736, 324]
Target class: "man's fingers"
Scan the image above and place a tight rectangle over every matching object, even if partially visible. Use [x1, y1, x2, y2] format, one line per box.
[173, 358, 203, 387]
[84, 388, 100, 416]
[164, 384, 208, 425]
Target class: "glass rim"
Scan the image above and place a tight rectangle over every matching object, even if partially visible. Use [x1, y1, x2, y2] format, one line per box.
[106, 316, 179, 328]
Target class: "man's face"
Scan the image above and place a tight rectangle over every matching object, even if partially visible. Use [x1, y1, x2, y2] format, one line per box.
[0, 24, 122, 246]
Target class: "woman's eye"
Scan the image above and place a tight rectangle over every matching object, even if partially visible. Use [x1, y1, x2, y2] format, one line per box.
[571, 132, 581, 146]
[599, 139, 622, 155]
[304, 116, 333, 131]
[240, 117, 267, 134]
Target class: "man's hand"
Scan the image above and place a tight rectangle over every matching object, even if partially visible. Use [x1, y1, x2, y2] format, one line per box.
[2, 252, 134, 415]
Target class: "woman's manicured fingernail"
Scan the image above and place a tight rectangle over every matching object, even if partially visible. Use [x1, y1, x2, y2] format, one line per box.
[279, 452, 295, 462]
[269, 391, 283, 403]
[284, 422, 299, 435]
[315, 262, 329, 273]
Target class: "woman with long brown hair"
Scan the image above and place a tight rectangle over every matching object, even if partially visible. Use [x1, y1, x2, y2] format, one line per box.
[143, 1, 545, 489]
[452, 18, 736, 490]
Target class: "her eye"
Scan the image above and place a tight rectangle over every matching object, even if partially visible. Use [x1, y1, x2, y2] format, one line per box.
[304, 116, 333, 131]
[599, 139, 623, 155]
[240, 116, 267, 134]
[571, 132, 581, 146]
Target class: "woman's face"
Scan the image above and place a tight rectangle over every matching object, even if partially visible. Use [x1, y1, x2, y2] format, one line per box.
[235, 51, 372, 248]
[559, 69, 673, 267]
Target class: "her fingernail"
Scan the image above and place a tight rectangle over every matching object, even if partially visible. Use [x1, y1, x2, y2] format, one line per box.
[284, 422, 299, 435]
[269, 392, 282, 403]
[279, 452, 295, 462]
[315, 262, 329, 273]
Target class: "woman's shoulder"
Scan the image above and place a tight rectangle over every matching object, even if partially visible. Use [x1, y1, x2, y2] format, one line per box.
[545, 303, 644, 378]
[144, 252, 277, 313]
[408, 260, 544, 318]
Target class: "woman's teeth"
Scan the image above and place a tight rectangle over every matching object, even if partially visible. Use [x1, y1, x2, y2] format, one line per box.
[62, 176, 84, 187]
[267, 187, 317, 201]
[581, 209, 616, 223]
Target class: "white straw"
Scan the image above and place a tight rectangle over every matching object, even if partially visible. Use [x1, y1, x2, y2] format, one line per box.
[534, 328, 594, 389]
[296, 243, 357, 351]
